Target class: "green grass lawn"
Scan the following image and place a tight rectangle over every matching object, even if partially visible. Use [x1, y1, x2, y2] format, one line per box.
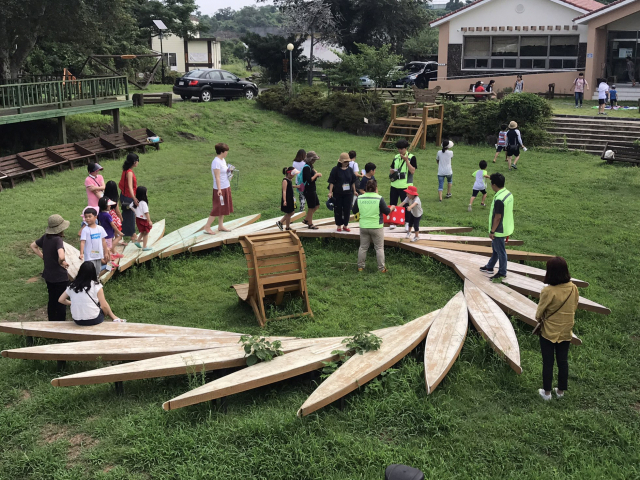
[549, 98, 640, 118]
[1, 100, 639, 479]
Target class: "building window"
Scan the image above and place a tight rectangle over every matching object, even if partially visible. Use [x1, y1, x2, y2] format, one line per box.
[463, 35, 579, 70]
[168, 53, 177, 67]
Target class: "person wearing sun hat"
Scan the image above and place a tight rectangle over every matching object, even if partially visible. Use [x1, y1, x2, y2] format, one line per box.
[30, 214, 71, 321]
[400, 185, 423, 242]
[505, 121, 525, 171]
[328, 152, 357, 232]
[85, 162, 105, 208]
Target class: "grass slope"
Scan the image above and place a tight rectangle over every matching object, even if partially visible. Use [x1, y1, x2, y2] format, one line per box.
[0, 100, 639, 479]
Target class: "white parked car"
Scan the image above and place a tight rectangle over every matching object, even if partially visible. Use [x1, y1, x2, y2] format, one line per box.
[359, 76, 375, 87]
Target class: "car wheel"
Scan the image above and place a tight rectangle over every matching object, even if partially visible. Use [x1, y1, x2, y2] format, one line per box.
[244, 88, 257, 100]
[180, 95, 192, 100]
[199, 89, 212, 102]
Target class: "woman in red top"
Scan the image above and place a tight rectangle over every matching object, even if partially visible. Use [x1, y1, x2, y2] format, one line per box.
[118, 153, 139, 241]
[474, 81, 485, 101]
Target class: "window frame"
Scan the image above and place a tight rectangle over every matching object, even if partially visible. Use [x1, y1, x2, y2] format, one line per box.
[462, 34, 580, 71]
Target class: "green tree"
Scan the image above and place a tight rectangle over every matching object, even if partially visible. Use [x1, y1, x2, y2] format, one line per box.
[325, 43, 403, 88]
[241, 32, 307, 84]
[199, 6, 284, 35]
[402, 25, 439, 61]
[134, 0, 206, 40]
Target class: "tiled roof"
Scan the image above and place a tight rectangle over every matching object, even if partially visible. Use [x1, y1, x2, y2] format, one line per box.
[573, 0, 634, 21]
[430, 0, 605, 27]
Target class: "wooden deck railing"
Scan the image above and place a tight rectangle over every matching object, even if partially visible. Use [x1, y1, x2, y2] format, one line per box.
[0, 77, 129, 113]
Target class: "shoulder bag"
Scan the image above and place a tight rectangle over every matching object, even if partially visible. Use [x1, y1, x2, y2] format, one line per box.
[389, 159, 406, 182]
[532, 290, 573, 336]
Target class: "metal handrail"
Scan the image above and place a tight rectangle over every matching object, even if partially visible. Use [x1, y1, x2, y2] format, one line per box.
[0, 76, 129, 113]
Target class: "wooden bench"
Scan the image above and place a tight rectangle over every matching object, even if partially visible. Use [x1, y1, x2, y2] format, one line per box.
[0, 154, 40, 187]
[76, 136, 120, 157]
[47, 143, 96, 168]
[18, 148, 68, 176]
[132, 93, 173, 108]
[231, 231, 312, 327]
[126, 128, 162, 152]
[601, 142, 640, 165]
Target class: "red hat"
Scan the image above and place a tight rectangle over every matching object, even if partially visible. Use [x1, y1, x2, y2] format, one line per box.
[404, 186, 418, 196]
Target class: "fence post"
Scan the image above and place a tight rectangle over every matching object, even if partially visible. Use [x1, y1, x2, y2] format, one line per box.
[57, 82, 63, 109]
[92, 79, 97, 105]
[17, 85, 23, 113]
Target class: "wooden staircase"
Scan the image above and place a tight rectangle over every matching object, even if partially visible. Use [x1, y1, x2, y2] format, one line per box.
[379, 87, 444, 152]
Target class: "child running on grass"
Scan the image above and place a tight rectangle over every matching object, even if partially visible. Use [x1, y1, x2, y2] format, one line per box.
[97, 197, 124, 264]
[132, 186, 152, 250]
[468, 160, 490, 212]
[493, 124, 508, 163]
[277, 166, 299, 231]
[400, 186, 423, 242]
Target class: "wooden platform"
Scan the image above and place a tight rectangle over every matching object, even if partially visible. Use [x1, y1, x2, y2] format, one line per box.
[298, 310, 440, 416]
[424, 292, 468, 394]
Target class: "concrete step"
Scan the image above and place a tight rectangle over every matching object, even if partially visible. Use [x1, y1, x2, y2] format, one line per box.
[549, 130, 640, 141]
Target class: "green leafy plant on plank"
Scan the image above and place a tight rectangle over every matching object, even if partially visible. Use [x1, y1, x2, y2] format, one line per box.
[321, 331, 384, 378]
[239, 335, 284, 366]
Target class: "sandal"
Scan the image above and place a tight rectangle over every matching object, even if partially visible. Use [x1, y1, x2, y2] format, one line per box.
[285, 227, 291, 231]
[276, 221, 283, 231]
[308, 224, 319, 230]
[113, 318, 127, 323]
[302, 219, 309, 225]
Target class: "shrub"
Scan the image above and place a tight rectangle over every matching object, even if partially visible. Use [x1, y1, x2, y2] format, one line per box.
[256, 84, 288, 112]
[326, 92, 390, 133]
[283, 87, 329, 125]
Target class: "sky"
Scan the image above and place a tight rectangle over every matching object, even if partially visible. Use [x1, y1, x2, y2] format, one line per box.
[197, 0, 271, 15]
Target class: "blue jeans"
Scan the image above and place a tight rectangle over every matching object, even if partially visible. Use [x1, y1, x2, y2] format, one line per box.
[438, 174, 453, 191]
[574, 91, 584, 106]
[485, 236, 507, 276]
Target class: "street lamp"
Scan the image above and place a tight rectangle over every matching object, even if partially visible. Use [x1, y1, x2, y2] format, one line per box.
[287, 43, 294, 92]
[153, 19, 168, 84]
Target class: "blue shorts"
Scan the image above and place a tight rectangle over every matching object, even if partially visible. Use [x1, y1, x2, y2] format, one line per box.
[438, 175, 453, 191]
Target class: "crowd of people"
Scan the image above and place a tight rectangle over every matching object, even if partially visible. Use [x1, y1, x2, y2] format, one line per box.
[29, 152, 155, 326]
[29, 130, 579, 399]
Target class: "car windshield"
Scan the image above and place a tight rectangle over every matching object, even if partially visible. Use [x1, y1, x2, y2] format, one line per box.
[183, 70, 206, 78]
[403, 63, 425, 73]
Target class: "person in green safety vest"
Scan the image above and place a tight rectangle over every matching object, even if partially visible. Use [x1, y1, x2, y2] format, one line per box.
[352, 179, 396, 272]
[388, 139, 417, 230]
[479, 173, 514, 281]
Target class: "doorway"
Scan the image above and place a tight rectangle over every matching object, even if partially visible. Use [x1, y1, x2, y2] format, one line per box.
[606, 31, 638, 83]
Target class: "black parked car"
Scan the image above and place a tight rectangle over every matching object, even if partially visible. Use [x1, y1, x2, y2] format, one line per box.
[173, 69, 259, 102]
[391, 61, 439, 89]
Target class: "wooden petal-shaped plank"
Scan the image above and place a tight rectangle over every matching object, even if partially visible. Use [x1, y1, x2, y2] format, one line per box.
[2, 335, 294, 362]
[137, 217, 209, 264]
[160, 214, 261, 258]
[453, 264, 582, 346]
[51, 338, 323, 387]
[464, 280, 521, 374]
[118, 219, 166, 273]
[297, 309, 441, 417]
[398, 239, 552, 262]
[425, 291, 468, 394]
[383, 233, 524, 246]
[162, 337, 346, 411]
[413, 245, 588, 287]
[502, 272, 610, 315]
[0, 321, 243, 341]
[63, 242, 83, 280]
[162, 326, 399, 411]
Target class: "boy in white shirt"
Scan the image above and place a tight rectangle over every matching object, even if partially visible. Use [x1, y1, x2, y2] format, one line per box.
[348, 150, 363, 179]
[597, 79, 609, 116]
[468, 160, 490, 211]
[79, 207, 109, 277]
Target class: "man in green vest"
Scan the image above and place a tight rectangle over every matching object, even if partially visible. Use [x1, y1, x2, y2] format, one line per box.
[479, 173, 514, 281]
[352, 179, 395, 272]
[388, 139, 417, 229]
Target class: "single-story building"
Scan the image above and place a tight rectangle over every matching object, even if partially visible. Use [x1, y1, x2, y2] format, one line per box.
[430, 0, 640, 96]
[150, 35, 222, 73]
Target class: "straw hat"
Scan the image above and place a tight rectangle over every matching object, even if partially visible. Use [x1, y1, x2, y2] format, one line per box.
[509, 121, 518, 129]
[45, 214, 70, 235]
[305, 151, 320, 162]
[338, 152, 350, 164]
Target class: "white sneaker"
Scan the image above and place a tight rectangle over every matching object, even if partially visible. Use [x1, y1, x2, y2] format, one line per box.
[405, 233, 411, 239]
[411, 237, 419, 242]
[538, 389, 552, 401]
[404, 223, 410, 233]
[553, 388, 565, 398]
[468, 205, 472, 212]
[389, 225, 396, 230]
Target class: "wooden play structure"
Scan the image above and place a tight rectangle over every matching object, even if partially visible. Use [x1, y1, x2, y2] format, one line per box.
[232, 231, 312, 327]
[0, 213, 613, 415]
[379, 86, 444, 152]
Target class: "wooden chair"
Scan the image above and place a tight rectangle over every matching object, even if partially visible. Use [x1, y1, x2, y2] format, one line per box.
[231, 231, 312, 327]
[18, 148, 68, 176]
[0, 154, 39, 187]
[47, 143, 96, 168]
[601, 142, 640, 165]
[126, 128, 162, 152]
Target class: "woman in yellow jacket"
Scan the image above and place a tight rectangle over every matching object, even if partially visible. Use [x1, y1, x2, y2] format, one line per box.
[536, 256, 579, 401]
